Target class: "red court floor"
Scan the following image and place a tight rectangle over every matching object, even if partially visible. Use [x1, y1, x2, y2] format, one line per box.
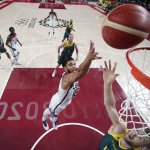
[0, 68, 126, 150]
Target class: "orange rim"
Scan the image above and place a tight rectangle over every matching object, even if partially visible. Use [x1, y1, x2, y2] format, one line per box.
[126, 47, 150, 90]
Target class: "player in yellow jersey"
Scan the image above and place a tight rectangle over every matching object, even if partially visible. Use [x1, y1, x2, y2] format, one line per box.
[52, 34, 79, 77]
[62, 19, 75, 42]
[99, 60, 150, 150]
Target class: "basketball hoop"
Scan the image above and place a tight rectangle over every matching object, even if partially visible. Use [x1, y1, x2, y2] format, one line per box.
[126, 47, 150, 90]
[119, 47, 150, 137]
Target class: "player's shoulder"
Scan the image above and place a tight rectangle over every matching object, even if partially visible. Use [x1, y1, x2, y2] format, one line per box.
[61, 73, 73, 89]
[7, 34, 12, 39]
[66, 23, 70, 26]
[62, 72, 75, 84]
[7, 33, 16, 40]
[8, 33, 16, 38]
[64, 40, 68, 44]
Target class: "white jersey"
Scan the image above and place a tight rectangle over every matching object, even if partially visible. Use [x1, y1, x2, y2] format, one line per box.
[8, 34, 19, 56]
[48, 16, 57, 27]
[11, 37, 17, 47]
[47, 12, 57, 27]
[49, 15, 56, 21]
[49, 73, 80, 116]
[8, 34, 18, 48]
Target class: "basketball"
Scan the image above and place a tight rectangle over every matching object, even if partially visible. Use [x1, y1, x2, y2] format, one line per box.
[102, 4, 150, 49]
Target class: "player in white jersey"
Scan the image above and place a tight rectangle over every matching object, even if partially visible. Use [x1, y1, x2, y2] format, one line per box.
[0, 35, 12, 69]
[45, 8, 60, 38]
[6, 27, 22, 65]
[42, 41, 102, 130]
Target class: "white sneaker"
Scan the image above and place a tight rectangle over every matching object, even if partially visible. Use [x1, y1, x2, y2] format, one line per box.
[50, 117, 58, 130]
[52, 70, 56, 78]
[42, 120, 49, 131]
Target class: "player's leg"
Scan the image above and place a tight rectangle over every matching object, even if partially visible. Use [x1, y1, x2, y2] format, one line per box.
[66, 33, 70, 40]
[51, 63, 61, 77]
[42, 108, 51, 130]
[42, 95, 59, 130]
[52, 27, 55, 36]
[48, 21, 52, 38]
[5, 51, 11, 59]
[5, 51, 13, 70]
[52, 21, 55, 36]
[14, 49, 21, 65]
[49, 96, 63, 130]
[62, 32, 68, 42]
[49, 99, 71, 130]
[0, 48, 12, 69]
[48, 27, 51, 39]
[42, 107, 58, 130]
[48, 20, 55, 38]
[51, 54, 63, 77]
[10, 48, 17, 65]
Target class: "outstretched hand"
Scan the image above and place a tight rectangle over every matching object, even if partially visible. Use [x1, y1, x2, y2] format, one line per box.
[101, 60, 119, 85]
[86, 41, 102, 61]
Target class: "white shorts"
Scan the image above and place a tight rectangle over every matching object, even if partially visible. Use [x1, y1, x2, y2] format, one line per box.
[48, 20, 57, 28]
[10, 46, 19, 57]
[49, 93, 71, 116]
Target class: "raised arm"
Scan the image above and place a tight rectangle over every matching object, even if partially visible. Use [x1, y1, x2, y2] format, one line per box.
[74, 43, 79, 61]
[101, 60, 126, 134]
[65, 41, 101, 84]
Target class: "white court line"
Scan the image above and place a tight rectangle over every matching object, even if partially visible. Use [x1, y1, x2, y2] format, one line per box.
[31, 122, 104, 150]
[26, 50, 56, 67]
[23, 44, 57, 49]
[0, 70, 12, 99]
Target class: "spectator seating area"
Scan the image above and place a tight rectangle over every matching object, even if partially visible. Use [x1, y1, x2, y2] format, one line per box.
[97, 0, 150, 14]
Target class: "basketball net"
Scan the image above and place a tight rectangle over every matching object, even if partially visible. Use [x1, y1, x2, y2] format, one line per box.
[119, 47, 150, 137]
